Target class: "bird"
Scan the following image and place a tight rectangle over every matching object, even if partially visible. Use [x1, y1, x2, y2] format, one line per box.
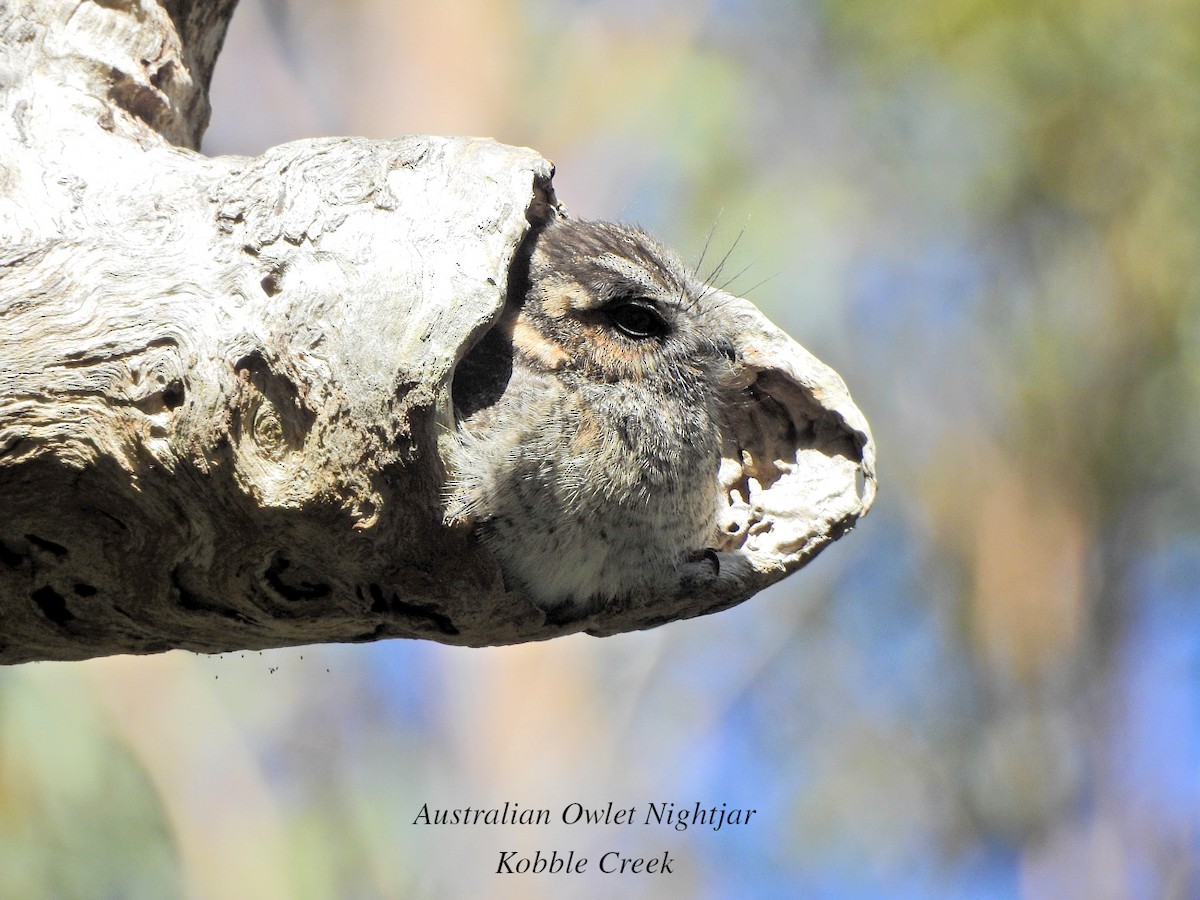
[442, 215, 739, 623]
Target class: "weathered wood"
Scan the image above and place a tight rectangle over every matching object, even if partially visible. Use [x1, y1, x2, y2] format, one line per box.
[0, 0, 875, 662]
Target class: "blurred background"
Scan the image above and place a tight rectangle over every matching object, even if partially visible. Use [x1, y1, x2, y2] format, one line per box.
[4, 0, 1199, 896]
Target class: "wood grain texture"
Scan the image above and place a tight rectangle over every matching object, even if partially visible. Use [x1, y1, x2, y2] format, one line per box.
[0, 0, 875, 662]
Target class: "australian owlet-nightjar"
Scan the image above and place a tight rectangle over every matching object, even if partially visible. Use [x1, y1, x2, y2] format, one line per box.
[443, 216, 738, 622]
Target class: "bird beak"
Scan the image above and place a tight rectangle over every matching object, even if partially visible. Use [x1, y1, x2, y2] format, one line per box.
[587, 290, 876, 634]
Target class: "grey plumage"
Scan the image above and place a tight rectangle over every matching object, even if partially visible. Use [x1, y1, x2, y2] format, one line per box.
[444, 217, 737, 621]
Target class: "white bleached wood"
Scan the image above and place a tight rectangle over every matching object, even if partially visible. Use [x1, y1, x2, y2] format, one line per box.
[0, 0, 874, 662]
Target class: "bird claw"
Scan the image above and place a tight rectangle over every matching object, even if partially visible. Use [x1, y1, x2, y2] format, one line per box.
[689, 547, 721, 576]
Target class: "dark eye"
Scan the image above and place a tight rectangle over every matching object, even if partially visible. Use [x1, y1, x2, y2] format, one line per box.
[607, 300, 667, 339]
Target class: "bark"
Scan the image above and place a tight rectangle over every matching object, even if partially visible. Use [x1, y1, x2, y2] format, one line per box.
[0, 0, 876, 663]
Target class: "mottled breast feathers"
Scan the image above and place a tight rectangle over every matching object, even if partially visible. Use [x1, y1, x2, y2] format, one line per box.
[444, 217, 737, 621]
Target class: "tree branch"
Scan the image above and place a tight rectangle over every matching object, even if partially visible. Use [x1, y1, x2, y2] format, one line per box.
[0, 0, 875, 663]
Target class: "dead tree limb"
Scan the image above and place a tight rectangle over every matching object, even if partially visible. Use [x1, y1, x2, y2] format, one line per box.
[0, 0, 875, 663]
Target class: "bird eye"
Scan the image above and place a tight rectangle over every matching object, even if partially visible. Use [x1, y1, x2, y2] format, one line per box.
[607, 300, 667, 339]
